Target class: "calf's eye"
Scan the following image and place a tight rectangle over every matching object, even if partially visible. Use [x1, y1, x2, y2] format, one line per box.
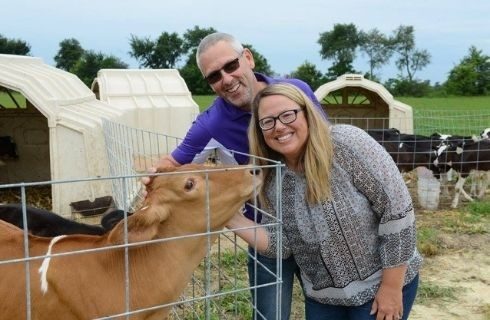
[184, 178, 195, 191]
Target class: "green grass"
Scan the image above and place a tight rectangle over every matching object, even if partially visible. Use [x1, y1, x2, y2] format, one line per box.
[397, 96, 490, 136]
[0, 90, 26, 108]
[446, 201, 490, 234]
[192, 95, 490, 136]
[415, 281, 459, 306]
[416, 199, 490, 256]
[397, 96, 490, 112]
[193, 95, 217, 112]
[466, 200, 490, 218]
[172, 249, 253, 320]
[417, 226, 442, 257]
[193, 95, 490, 112]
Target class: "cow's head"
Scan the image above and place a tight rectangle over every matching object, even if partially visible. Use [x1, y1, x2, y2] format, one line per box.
[108, 164, 262, 244]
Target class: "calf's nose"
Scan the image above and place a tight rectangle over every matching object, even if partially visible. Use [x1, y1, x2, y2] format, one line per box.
[249, 168, 262, 176]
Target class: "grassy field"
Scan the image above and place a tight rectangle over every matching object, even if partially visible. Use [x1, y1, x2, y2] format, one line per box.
[397, 96, 490, 111]
[192, 95, 490, 136]
[192, 95, 490, 112]
[0, 91, 26, 108]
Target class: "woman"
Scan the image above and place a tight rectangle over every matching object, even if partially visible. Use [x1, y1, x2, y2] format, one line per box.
[227, 83, 421, 320]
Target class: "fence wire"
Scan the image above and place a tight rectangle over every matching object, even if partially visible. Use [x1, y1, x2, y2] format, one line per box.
[0, 120, 284, 320]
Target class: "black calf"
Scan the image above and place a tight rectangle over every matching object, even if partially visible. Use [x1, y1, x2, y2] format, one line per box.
[0, 204, 131, 237]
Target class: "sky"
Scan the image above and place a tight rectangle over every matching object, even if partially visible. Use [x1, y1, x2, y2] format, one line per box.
[3, 0, 489, 84]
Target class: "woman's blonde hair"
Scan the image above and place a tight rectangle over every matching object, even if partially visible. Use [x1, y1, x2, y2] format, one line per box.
[248, 83, 334, 205]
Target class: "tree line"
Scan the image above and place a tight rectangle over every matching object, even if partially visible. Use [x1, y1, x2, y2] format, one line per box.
[1, 25, 489, 97]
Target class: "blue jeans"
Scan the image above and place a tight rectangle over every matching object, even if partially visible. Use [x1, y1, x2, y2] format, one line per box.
[248, 247, 301, 320]
[304, 274, 419, 320]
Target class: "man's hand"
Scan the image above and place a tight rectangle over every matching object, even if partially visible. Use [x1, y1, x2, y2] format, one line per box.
[140, 155, 180, 198]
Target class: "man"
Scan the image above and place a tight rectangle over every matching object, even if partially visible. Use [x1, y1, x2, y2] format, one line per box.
[149, 32, 326, 319]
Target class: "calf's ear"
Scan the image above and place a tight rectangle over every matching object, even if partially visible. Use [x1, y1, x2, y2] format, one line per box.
[107, 205, 170, 244]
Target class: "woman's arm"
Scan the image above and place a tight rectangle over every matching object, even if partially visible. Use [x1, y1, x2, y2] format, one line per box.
[226, 211, 270, 252]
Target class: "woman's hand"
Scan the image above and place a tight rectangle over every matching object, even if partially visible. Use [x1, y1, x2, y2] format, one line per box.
[370, 282, 403, 320]
[225, 208, 269, 252]
[370, 265, 407, 320]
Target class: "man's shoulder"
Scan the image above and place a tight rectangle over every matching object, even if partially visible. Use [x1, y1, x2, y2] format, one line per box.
[195, 97, 247, 129]
[278, 79, 316, 98]
[256, 73, 309, 88]
[271, 77, 311, 90]
[198, 98, 228, 120]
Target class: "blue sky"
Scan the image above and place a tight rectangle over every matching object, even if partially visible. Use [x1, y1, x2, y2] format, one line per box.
[3, 0, 489, 84]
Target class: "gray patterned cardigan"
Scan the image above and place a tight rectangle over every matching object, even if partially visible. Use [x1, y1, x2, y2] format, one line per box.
[261, 124, 422, 306]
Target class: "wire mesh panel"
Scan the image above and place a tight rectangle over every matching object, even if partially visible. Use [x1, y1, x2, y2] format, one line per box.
[329, 111, 490, 210]
[102, 119, 184, 212]
[100, 119, 285, 319]
[0, 161, 283, 320]
[413, 109, 490, 137]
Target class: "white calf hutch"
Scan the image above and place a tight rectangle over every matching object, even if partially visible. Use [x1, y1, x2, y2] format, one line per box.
[0, 55, 198, 216]
[91, 68, 198, 138]
[315, 74, 414, 134]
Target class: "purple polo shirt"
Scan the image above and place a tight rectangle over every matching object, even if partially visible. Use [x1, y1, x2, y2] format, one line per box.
[171, 73, 325, 219]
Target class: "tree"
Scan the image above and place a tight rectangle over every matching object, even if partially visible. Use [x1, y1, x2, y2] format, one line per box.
[445, 46, 490, 96]
[179, 48, 213, 94]
[290, 61, 325, 90]
[182, 26, 217, 52]
[179, 26, 217, 94]
[243, 44, 274, 76]
[129, 32, 184, 68]
[71, 51, 128, 86]
[318, 23, 359, 78]
[358, 29, 393, 80]
[54, 38, 85, 71]
[0, 34, 31, 55]
[178, 27, 217, 95]
[391, 25, 431, 81]
[384, 78, 431, 97]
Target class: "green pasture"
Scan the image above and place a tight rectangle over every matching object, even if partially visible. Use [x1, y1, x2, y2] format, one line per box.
[193, 95, 490, 113]
[397, 96, 490, 111]
[397, 97, 490, 136]
[193, 95, 490, 136]
[0, 91, 26, 108]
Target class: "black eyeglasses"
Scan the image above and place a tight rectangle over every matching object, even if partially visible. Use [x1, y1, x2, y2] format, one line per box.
[258, 109, 303, 131]
[204, 53, 243, 84]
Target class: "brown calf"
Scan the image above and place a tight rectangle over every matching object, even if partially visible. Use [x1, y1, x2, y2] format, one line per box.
[0, 164, 262, 320]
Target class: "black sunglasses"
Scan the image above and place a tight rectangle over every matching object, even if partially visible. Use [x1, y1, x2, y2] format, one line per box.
[204, 53, 242, 84]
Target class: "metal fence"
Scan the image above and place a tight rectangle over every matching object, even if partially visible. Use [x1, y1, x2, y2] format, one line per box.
[328, 110, 490, 137]
[102, 119, 286, 319]
[412, 109, 490, 137]
[0, 120, 284, 320]
[330, 111, 490, 209]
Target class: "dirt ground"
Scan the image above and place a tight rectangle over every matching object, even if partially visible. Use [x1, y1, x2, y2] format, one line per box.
[410, 210, 490, 319]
